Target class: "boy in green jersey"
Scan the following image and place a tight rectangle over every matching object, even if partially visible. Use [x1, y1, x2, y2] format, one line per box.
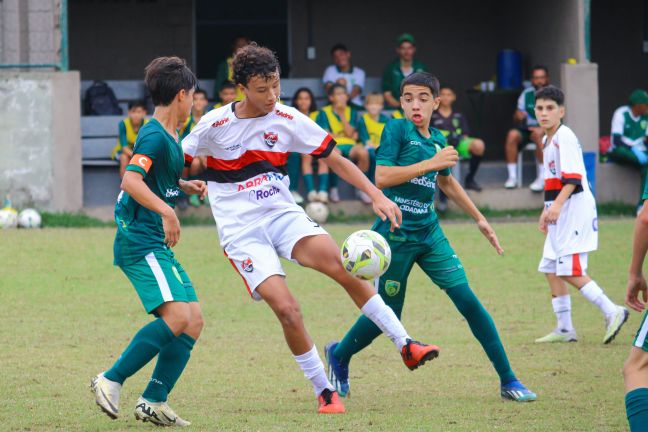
[91, 56, 207, 427]
[326, 72, 537, 403]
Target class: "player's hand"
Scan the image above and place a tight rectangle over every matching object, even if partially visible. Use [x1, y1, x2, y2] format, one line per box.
[371, 192, 402, 232]
[626, 273, 648, 312]
[544, 202, 562, 225]
[477, 219, 504, 255]
[180, 179, 208, 200]
[539, 211, 548, 234]
[429, 147, 459, 171]
[162, 208, 181, 248]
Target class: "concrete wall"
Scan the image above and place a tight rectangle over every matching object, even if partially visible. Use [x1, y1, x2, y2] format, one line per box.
[0, 71, 82, 211]
[68, 0, 194, 80]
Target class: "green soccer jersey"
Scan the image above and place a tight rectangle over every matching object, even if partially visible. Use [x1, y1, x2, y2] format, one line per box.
[372, 119, 450, 236]
[517, 87, 538, 127]
[381, 59, 427, 102]
[113, 119, 185, 267]
[612, 105, 648, 147]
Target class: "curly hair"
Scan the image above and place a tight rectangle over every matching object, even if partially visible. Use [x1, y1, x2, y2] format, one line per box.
[232, 42, 280, 87]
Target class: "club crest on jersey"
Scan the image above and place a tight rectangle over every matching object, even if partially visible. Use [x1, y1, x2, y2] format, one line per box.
[241, 258, 253, 273]
[264, 131, 279, 147]
[549, 160, 556, 175]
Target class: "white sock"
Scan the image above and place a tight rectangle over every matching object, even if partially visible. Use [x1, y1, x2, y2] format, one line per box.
[507, 163, 517, 180]
[552, 295, 574, 332]
[361, 294, 410, 350]
[536, 163, 544, 180]
[579, 280, 618, 317]
[294, 345, 334, 396]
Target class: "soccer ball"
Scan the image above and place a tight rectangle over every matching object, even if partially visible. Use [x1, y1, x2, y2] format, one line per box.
[305, 202, 329, 224]
[18, 208, 41, 228]
[341, 230, 391, 280]
[0, 209, 18, 229]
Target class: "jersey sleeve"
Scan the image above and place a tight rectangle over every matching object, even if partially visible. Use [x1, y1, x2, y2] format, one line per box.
[315, 110, 331, 132]
[289, 110, 336, 158]
[322, 66, 335, 85]
[376, 120, 402, 166]
[558, 132, 585, 186]
[126, 132, 163, 178]
[181, 115, 211, 167]
[436, 134, 452, 177]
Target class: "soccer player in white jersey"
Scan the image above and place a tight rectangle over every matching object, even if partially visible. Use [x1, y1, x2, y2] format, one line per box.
[182, 43, 441, 414]
[534, 85, 629, 344]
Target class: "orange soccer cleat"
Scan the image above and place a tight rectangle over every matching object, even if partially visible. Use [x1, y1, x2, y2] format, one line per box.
[317, 388, 345, 414]
[401, 339, 440, 371]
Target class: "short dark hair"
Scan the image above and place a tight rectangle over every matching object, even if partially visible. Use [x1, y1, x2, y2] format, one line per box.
[400, 72, 440, 98]
[327, 83, 347, 96]
[219, 81, 236, 91]
[127, 99, 146, 110]
[193, 89, 208, 99]
[330, 43, 348, 55]
[232, 42, 281, 87]
[291, 87, 317, 113]
[535, 85, 564, 106]
[531, 65, 549, 75]
[144, 57, 196, 106]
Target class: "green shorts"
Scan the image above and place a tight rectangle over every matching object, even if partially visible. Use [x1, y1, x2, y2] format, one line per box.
[633, 310, 648, 352]
[120, 249, 198, 314]
[373, 223, 468, 307]
[516, 128, 532, 148]
[457, 137, 475, 159]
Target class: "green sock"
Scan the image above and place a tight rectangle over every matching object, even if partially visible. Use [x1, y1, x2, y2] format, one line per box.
[287, 152, 301, 191]
[104, 318, 175, 384]
[627, 388, 648, 431]
[318, 173, 329, 191]
[334, 303, 403, 365]
[304, 174, 314, 193]
[330, 172, 338, 188]
[445, 284, 516, 384]
[142, 333, 196, 403]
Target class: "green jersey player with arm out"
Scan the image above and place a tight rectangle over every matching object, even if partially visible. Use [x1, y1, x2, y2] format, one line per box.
[91, 57, 207, 427]
[325, 72, 537, 403]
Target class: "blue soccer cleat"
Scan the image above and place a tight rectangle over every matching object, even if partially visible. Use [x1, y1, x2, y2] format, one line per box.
[501, 379, 537, 402]
[325, 341, 350, 398]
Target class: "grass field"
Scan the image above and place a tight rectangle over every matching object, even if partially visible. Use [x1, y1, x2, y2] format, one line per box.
[0, 219, 640, 431]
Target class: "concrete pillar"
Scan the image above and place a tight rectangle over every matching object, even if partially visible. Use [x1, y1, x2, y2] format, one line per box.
[561, 63, 599, 152]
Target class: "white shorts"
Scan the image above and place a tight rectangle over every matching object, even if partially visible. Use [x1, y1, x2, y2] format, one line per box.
[538, 252, 589, 277]
[223, 209, 327, 301]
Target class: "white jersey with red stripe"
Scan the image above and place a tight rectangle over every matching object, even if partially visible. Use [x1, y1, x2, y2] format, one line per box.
[181, 102, 335, 247]
[542, 124, 598, 258]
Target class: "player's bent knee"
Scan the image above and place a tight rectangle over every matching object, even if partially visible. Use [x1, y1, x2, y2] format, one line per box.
[624, 350, 648, 380]
[159, 302, 192, 334]
[275, 301, 304, 329]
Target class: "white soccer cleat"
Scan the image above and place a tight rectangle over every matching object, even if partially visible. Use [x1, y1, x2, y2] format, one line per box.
[504, 178, 517, 189]
[90, 373, 122, 419]
[317, 191, 329, 203]
[604, 306, 629, 344]
[291, 190, 305, 204]
[529, 177, 544, 192]
[134, 397, 191, 427]
[329, 187, 340, 203]
[307, 190, 319, 202]
[357, 190, 372, 205]
[535, 328, 578, 343]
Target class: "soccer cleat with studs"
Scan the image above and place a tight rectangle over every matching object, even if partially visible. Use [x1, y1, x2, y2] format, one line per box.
[400, 339, 440, 371]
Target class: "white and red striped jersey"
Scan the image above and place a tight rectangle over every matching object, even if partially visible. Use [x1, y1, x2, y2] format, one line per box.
[542, 124, 598, 256]
[182, 102, 335, 247]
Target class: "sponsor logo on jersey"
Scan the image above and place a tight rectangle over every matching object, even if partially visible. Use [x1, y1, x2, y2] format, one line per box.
[592, 217, 598, 232]
[275, 109, 294, 120]
[165, 188, 180, 198]
[242, 258, 253, 272]
[225, 143, 242, 151]
[384, 280, 401, 297]
[409, 175, 435, 188]
[549, 160, 556, 175]
[249, 185, 281, 201]
[393, 195, 430, 215]
[263, 131, 279, 147]
[211, 117, 230, 128]
[236, 172, 285, 191]
[408, 140, 421, 146]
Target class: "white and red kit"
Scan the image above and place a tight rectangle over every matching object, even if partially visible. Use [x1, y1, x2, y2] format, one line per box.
[538, 124, 598, 276]
[182, 102, 336, 299]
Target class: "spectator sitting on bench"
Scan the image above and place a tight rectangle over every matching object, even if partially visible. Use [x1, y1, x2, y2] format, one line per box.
[608, 89, 648, 209]
[357, 93, 390, 183]
[213, 81, 237, 110]
[323, 43, 366, 108]
[316, 83, 371, 204]
[111, 100, 148, 178]
[432, 85, 485, 192]
[214, 36, 249, 103]
[382, 33, 426, 117]
[291, 87, 330, 203]
[503, 65, 549, 191]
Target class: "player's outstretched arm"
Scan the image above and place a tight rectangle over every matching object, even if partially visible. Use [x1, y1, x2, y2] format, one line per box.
[121, 171, 181, 247]
[627, 201, 648, 312]
[374, 146, 458, 189]
[437, 174, 504, 255]
[323, 150, 402, 231]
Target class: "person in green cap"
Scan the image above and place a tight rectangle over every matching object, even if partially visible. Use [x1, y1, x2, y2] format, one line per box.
[608, 89, 648, 209]
[382, 33, 427, 116]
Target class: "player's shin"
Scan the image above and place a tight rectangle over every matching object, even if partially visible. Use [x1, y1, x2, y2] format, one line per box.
[295, 345, 334, 396]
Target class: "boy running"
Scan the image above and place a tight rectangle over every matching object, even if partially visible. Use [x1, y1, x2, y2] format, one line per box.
[182, 43, 439, 414]
[533, 85, 628, 344]
[91, 57, 207, 427]
[326, 72, 537, 403]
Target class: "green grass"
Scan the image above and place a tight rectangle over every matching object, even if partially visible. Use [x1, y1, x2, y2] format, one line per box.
[0, 220, 638, 431]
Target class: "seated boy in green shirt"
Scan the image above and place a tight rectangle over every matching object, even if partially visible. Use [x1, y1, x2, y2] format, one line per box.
[358, 93, 390, 183]
[112, 100, 148, 178]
